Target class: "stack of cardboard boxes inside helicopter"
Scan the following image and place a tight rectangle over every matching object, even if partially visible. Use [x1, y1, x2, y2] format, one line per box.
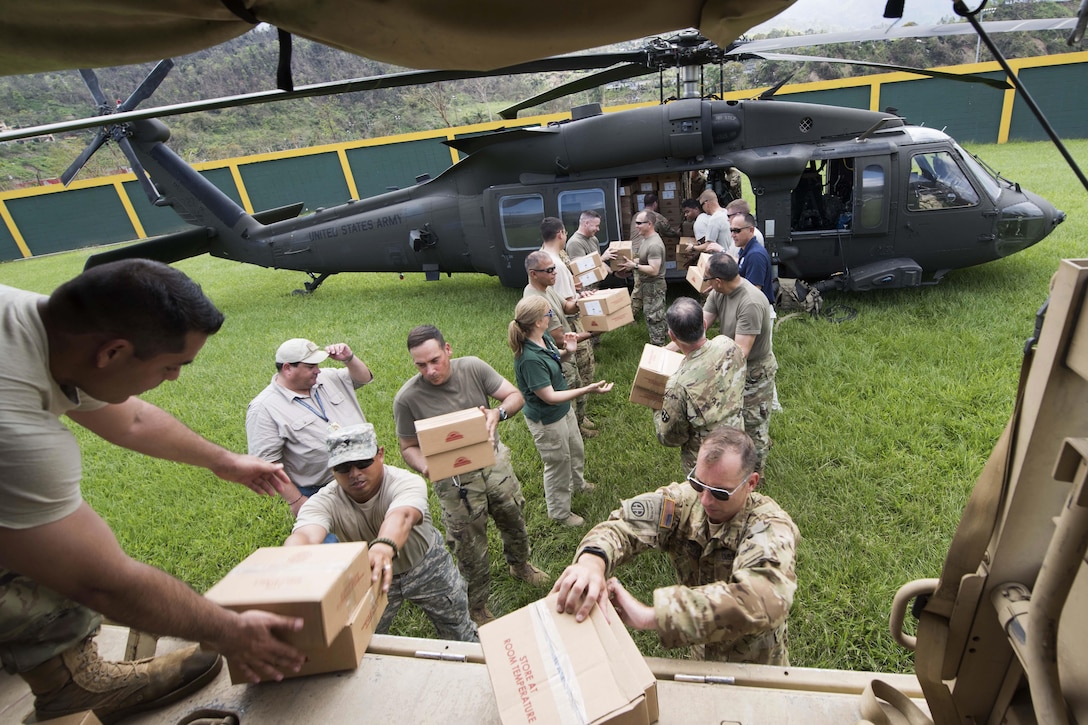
[618, 172, 697, 272]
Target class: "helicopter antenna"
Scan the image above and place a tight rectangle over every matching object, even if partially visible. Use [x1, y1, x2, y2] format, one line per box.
[953, 0, 1088, 194]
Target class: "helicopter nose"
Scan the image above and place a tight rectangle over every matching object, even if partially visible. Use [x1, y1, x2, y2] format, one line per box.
[994, 192, 1063, 258]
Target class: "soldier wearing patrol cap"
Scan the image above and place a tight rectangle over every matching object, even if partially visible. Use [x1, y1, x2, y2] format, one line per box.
[655, 297, 746, 471]
[285, 423, 477, 642]
[246, 337, 374, 515]
[551, 426, 799, 665]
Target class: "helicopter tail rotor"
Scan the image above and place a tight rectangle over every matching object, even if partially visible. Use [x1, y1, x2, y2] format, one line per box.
[61, 59, 175, 204]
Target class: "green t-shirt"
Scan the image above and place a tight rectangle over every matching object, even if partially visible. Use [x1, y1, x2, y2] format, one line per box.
[514, 337, 570, 424]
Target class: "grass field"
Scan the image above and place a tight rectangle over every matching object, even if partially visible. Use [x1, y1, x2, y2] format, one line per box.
[2, 138, 1086, 674]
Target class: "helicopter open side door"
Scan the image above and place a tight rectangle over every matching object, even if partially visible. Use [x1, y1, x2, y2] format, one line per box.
[483, 179, 621, 288]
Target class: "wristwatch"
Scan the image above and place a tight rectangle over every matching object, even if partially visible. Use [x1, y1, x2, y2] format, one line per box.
[498, 406, 508, 422]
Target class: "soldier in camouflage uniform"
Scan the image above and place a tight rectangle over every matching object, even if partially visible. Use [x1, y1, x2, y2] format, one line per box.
[620, 211, 668, 346]
[702, 253, 777, 472]
[394, 326, 550, 626]
[552, 427, 798, 665]
[655, 298, 746, 470]
[287, 423, 477, 641]
[617, 195, 678, 320]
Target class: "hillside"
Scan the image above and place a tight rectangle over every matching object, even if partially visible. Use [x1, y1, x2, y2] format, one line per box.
[0, 0, 1078, 189]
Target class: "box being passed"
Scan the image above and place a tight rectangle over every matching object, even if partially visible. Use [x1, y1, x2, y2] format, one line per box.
[577, 287, 631, 317]
[205, 542, 372, 651]
[629, 344, 684, 410]
[606, 240, 633, 272]
[479, 592, 658, 725]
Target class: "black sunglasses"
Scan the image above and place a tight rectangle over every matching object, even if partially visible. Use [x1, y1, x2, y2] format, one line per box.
[531, 266, 557, 274]
[333, 458, 376, 474]
[686, 466, 749, 501]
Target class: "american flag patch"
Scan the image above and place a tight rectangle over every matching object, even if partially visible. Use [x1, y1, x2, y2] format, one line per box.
[659, 497, 676, 528]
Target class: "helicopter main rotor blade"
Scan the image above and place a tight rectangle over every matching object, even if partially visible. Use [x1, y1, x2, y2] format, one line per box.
[728, 17, 1078, 56]
[499, 64, 654, 119]
[0, 53, 651, 144]
[743, 52, 1012, 90]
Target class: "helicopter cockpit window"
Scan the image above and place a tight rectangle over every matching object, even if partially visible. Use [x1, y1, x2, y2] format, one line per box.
[558, 189, 608, 245]
[907, 151, 980, 211]
[499, 194, 545, 250]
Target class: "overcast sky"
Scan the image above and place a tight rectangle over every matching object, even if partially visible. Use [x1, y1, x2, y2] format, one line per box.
[753, 0, 960, 33]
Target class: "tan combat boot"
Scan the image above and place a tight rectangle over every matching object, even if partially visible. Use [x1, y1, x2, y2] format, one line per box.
[509, 562, 550, 587]
[469, 606, 496, 626]
[21, 635, 222, 724]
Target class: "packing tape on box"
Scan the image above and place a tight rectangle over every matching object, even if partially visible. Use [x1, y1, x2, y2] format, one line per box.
[530, 600, 588, 725]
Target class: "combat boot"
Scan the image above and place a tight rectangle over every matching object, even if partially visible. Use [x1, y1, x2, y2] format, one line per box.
[509, 562, 550, 587]
[469, 606, 496, 626]
[21, 635, 222, 724]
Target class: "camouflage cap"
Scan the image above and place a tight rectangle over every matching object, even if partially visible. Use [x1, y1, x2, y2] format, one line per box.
[327, 423, 379, 468]
[276, 338, 328, 364]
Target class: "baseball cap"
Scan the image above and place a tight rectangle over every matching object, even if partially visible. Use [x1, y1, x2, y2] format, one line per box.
[275, 338, 329, 364]
[326, 423, 379, 468]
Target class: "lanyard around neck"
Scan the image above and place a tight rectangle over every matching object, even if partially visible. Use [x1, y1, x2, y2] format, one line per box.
[293, 388, 328, 422]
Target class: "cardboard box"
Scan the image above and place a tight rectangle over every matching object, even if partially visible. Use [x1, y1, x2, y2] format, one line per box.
[479, 593, 658, 725]
[630, 343, 684, 409]
[628, 384, 667, 410]
[606, 240, 633, 272]
[576, 264, 610, 289]
[223, 574, 387, 683]
[206, 543, 372, 651]
[568, 251, 603, 275]
[37, 713, 104, 725]
[425, 440, 496, 480]
[415, 407, 489, 456]
[686, 252, 715, 293]
[578, 287, 631, 317]
[581, 304, 635, 332]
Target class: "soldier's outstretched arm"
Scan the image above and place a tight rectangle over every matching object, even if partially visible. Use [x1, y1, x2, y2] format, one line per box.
[0, 502, 305, 681]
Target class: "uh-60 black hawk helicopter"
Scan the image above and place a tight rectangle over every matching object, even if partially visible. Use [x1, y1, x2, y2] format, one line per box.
[7, 17, 1073, 293]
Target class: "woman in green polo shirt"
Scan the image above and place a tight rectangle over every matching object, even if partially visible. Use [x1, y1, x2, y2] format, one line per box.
[508, 296, 613, 527]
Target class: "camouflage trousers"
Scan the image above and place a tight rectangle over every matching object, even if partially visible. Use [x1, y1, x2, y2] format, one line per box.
[631, 274, 642, 318]
[567, 316, 597, 425]
[378, 526, 477, 642]
[744, 353, 778, 471]
[431, 443, 531, 611]
[0, 568, 102, 673]
[641, 276, 668, 346]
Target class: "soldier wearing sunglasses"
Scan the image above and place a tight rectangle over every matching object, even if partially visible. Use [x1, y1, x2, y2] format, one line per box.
[286, 423, 477, 642]
[551, 426, 798, 665]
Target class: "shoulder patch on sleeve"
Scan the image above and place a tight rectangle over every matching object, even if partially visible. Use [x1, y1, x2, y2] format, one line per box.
[622, 493, 676, 529]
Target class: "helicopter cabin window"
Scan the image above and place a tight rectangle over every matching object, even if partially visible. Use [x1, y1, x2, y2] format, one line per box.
[859, 164, 886, 229]
[499, 194, 545, 250]
[907, 151, 980, 211]
[790, 159, 855, 232]
[558, 189, 607, 245]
